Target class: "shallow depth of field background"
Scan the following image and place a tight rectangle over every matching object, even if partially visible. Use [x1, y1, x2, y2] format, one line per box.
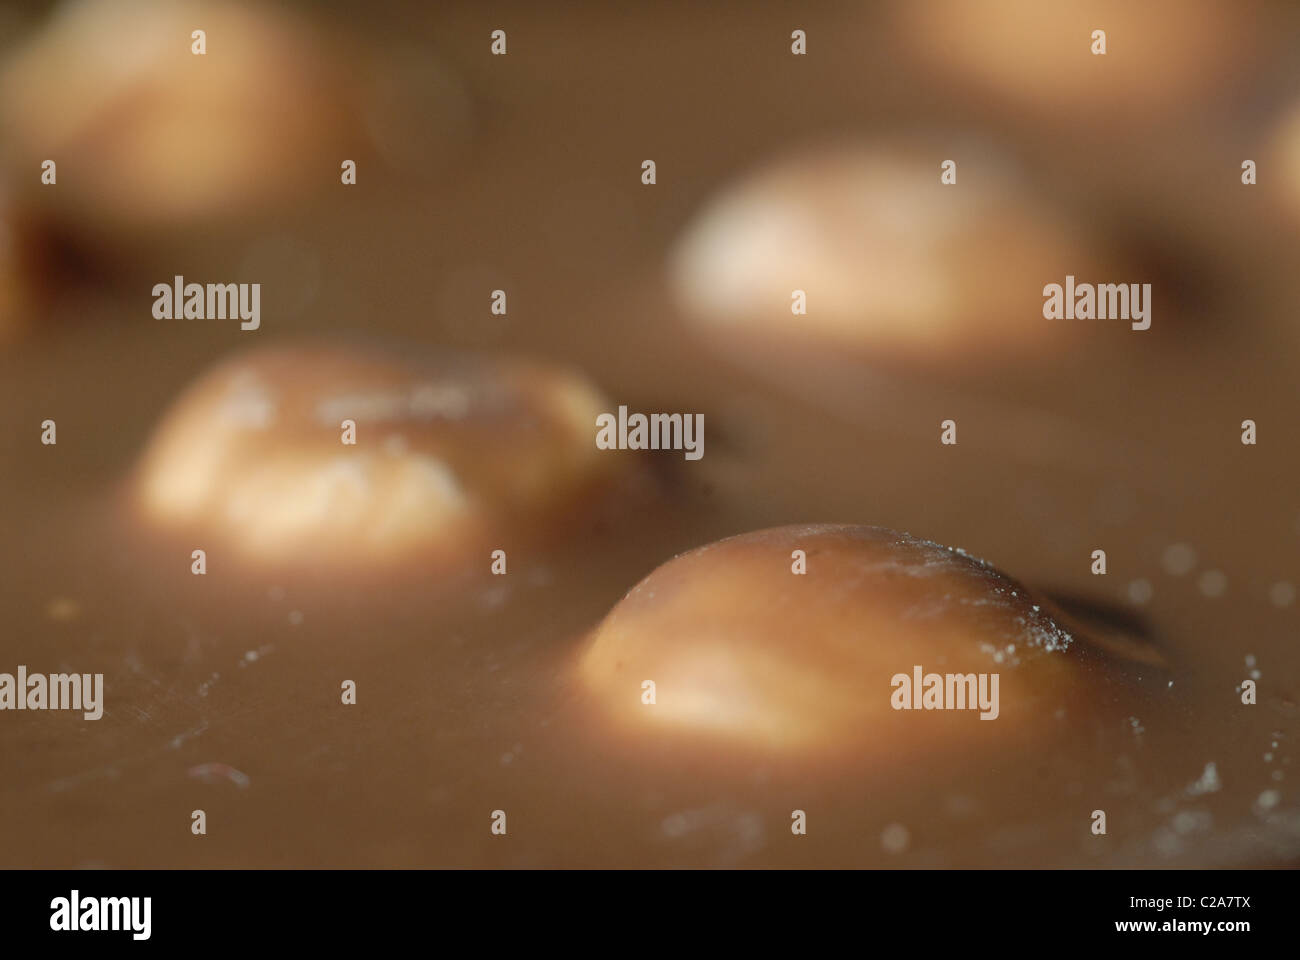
[0, 0, 1297, 866]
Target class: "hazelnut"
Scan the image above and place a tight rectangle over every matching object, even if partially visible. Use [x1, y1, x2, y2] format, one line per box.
[893, 0, 1246, 117]
[0, 0, 358, 225]
[579, 524, 1163, 757]
[132, 342, 617, 571]
[669, 141, 1091, 365]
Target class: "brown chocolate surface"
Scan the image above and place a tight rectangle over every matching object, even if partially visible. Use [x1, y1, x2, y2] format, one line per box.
[0, 0, 1298, 867]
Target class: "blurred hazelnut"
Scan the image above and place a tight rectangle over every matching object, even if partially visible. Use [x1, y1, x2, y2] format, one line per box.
[893, 0, 1246, 117]
[132, 342, 617, 570]
[0, 0, 359, 226]
[670, 141, 1090, 364]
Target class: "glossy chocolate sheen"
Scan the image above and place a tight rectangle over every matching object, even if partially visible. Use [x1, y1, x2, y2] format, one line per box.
[580, 525, 1165, 757]
[0, 0, 1296, 869]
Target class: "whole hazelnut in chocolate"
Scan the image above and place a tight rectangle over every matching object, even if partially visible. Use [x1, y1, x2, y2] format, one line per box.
[579, 524, 1162, 757]
[132, 343, 618, 571]
[669, 141, 1092, 365]
[893, 0, 1247, 118]
[0, 0, 358, 226]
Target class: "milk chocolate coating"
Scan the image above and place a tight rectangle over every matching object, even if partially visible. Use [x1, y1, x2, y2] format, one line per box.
[132, 343, 616, 568]
[669, 142, 1089, 361]
[580, 524, 1156, 756]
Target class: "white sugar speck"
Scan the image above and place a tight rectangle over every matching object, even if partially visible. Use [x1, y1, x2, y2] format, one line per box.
[1172, 810, 1211, 834]
[881, 823, 910, 854]
[1153, 828, 1181, 857]
[1161, 543, 1197, 576]
[1128, 579, 1153, 605]
[1187, 762, 1221, 796]
[1198, 570, 1227, 598]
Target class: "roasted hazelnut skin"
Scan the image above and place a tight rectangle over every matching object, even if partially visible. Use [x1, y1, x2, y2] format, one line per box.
[579, 524, 1163, 759]
[669, 141, 1092, 366]
[131, 342, 619, 573]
